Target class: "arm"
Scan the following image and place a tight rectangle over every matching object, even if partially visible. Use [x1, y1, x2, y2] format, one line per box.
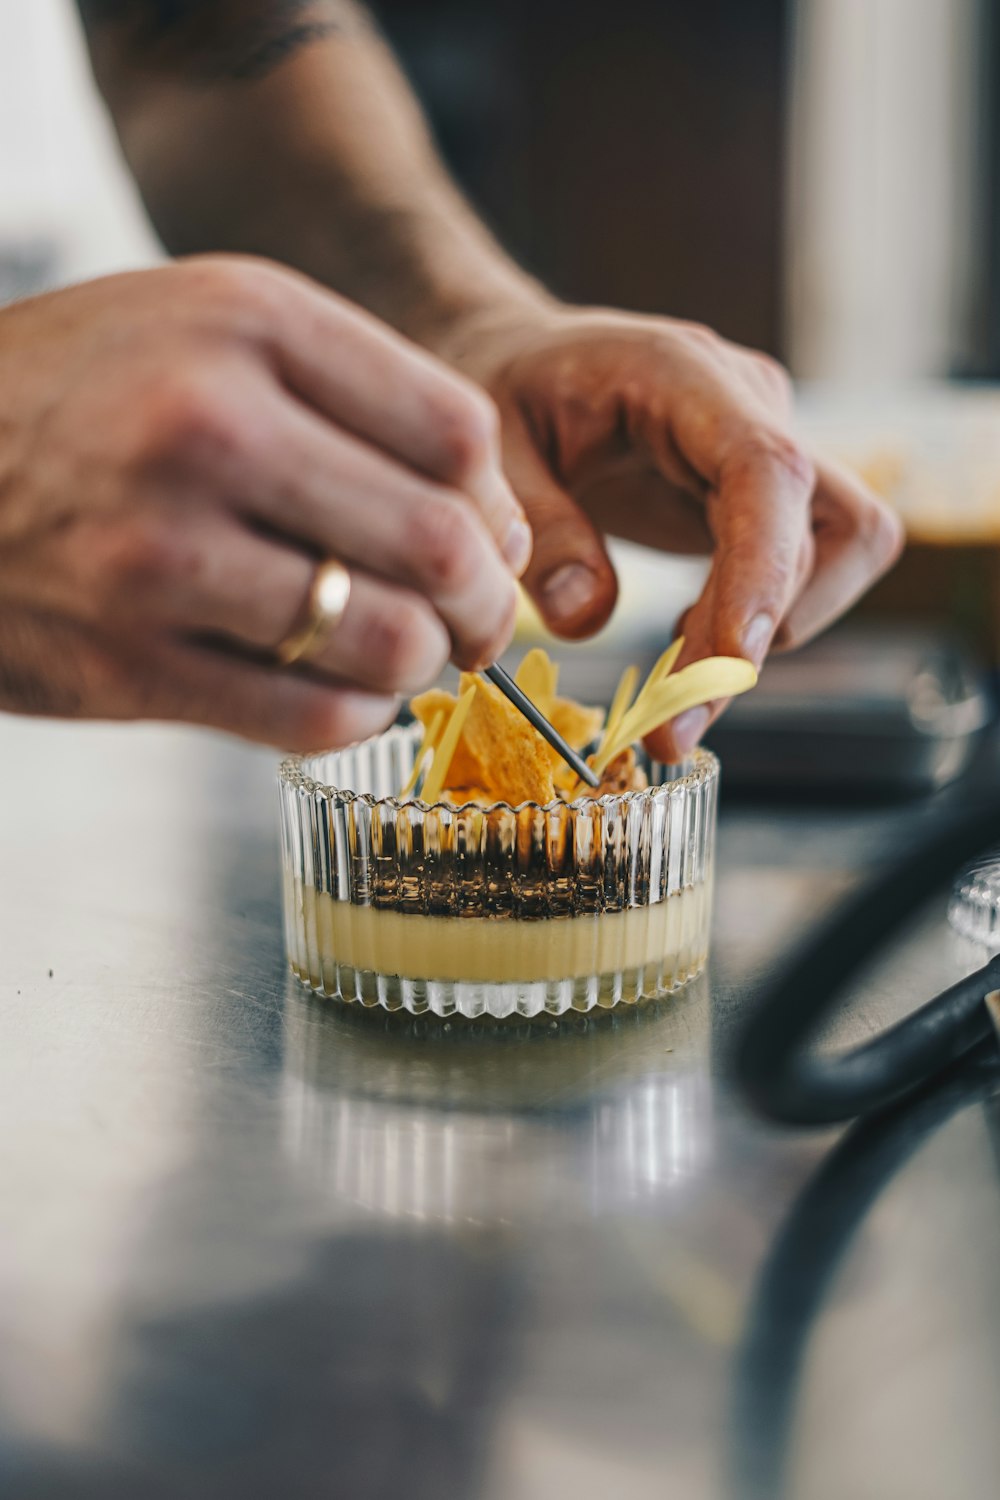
[76, 1, 545, 347]
[77, 1, 903, 760]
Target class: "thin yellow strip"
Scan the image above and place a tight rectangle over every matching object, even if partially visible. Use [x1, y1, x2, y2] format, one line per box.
[598, 658, 757, 768]
[597, 663, 639, 762]
[595, 636, 684, 767]
[399, 708, 445, 798]
[621, 636, 686, 728]
[594, 657, 757, 772]
[646, 636, 685, 688]
[420, 684, 477, 804]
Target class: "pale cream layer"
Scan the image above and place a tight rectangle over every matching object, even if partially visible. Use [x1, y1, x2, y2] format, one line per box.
[290, 880, 710, 983]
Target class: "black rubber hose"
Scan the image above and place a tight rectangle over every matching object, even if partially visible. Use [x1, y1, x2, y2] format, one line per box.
[734, 792, 1000, 1125]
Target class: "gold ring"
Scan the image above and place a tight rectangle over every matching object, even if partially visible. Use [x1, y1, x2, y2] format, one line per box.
[276, 557, 352, 666]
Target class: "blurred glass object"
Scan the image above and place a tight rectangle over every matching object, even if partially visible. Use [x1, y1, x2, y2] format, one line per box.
[949, 854, 1000, 952]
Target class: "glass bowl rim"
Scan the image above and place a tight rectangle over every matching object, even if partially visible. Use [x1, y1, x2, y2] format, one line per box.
[278, 727, 719, 815]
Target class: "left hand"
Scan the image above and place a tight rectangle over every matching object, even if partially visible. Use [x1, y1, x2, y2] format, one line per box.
[441, 302, 903, 760]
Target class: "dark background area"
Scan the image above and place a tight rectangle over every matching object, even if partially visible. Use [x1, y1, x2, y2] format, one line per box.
[373, 0, 791, 357]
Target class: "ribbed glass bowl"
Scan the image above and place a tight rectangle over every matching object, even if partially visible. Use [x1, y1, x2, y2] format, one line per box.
[278, 725, 718, 1020]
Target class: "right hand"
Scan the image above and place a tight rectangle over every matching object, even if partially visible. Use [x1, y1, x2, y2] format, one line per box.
[0, 256, 530, 750]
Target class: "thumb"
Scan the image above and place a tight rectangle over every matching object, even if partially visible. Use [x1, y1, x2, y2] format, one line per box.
[503, 411, 618, 638]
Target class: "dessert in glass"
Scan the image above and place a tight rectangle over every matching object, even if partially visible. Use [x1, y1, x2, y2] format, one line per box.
[278, 645, 754, 1020]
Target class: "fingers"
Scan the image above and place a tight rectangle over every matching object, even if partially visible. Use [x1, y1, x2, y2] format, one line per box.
[148, 638, 400, 752]
[726, 342, 795, 423]
[619, 341, 814, 665]
[503, 409, 619, 638]
[647, 455, 900, 763]
[773, 459, 904, 650]
[694, 433, 816, 664]
[643, 488, 816, 764]
[209, 384, 520, 671]
[628, 337, 891, 672]
[300, 573, 452, 694]
[227, 258, 531, 567]
[101, 504, 454, 697]
[185, 534, 452, 696]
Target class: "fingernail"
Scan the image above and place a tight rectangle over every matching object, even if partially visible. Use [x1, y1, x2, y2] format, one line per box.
[540, 562, 600, 625]
[741, 612, 774, 668]
[671, 706, 710, 757]
[502, 515, 533, 576]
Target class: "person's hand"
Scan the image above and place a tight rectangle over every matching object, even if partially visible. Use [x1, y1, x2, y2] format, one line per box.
[0, 257, 531, 750]
[442, 303, 904, 760]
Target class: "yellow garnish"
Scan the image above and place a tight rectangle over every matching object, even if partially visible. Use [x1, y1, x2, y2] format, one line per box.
[618, 637, 686, 731]
[549, 697, 604, 752]
[646, 637, 686, 688]
[597, 663, 640, 762]
[514, 646, 558, 716]
[594, 657, 757, 773]
[419, 685, 477, 804]
[399, 708, 444, 798]
[399, 640, 757, 804]
[596, 638, 683, 764]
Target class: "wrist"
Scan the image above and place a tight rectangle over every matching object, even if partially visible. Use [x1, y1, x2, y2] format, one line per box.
[420, 279, 565, 376]
[415, 281, 558, 356]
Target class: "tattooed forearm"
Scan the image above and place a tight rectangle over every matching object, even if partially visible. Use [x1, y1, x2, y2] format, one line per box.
[76, 0, 538, 349]
[76, 1, 366, 81]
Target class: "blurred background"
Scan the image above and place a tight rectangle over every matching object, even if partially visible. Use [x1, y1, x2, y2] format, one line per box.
[0, 0, 988, 375]
[3, 0, 1000, 788]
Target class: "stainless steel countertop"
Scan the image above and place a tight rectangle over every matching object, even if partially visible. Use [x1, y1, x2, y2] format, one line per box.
[1, 716, 998, 1500]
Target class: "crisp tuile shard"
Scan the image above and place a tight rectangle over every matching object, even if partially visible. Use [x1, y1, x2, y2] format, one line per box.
[401, 641, 757, 802]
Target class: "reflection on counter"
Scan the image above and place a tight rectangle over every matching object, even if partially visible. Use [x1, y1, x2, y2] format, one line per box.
[280, 979, 715, 1224]
[729, 1047, 1000, 1500]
